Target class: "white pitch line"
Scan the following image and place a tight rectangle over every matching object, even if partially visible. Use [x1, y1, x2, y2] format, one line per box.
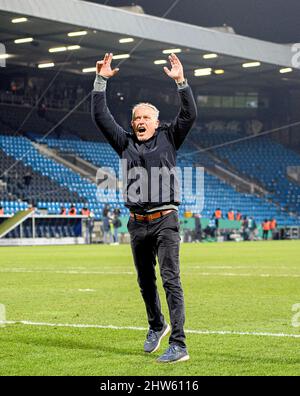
[3, 320, 300, 339]
[0, 269, 134, 275]
[1, 269, 300, 278]
[190, 272, 300, 278]
[193, 266, 300, 270]
[0, 304, 6, 328]
[4, 321, 147, 331]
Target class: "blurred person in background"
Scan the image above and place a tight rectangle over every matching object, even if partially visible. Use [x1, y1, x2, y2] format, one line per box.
[236, 210, 242, 221]
[241, 215, 250, 241]
[69, 205, 77, 216]
[262, 219, 270, 241]
[213, 208, 223, 231]
[270, 218, 278, 240]
[227, 209, 235, 221]
[102, 205, 113, 244]
[87, 211, 95, 244]
[248, 216, 257, 241]
[81, 205, 90, 216]
[112, 208, 122, 244]
[193, 213, 202, 242]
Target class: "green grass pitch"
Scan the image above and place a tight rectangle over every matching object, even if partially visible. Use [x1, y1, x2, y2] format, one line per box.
[0, 241, 300, 376]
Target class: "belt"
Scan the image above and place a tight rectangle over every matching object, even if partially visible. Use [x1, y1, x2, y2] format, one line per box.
[130, 209, 175, 222]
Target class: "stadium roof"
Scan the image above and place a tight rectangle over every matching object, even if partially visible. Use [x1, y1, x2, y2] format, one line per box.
[91, 0, 300, 45]
[0, 0, 299, 90]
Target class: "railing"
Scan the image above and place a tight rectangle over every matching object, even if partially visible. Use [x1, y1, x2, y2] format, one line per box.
[214, 164, 269, 196]
[0, 212, 90, 245]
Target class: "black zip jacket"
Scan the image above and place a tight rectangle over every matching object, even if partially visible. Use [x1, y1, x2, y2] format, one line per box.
[91, 85, 197, 213]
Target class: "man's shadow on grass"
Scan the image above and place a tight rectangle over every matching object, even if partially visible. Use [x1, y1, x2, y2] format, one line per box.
[5, 327, 154, 358]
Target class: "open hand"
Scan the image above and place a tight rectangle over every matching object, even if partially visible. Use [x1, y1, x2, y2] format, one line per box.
[96, 53, 119, 78]
[163, 53, 185, 83]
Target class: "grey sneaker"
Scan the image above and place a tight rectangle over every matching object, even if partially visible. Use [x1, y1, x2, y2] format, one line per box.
[144, 323, 170, 353]
[157, 344, 190, 363]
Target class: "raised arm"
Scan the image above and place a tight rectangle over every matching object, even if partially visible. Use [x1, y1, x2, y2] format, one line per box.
[91, 53, 128, 156]
[164, 54, 198, 149]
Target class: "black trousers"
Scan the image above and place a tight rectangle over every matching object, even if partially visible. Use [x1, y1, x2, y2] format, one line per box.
[263, 230, 269, 240]
[127, 211, 186, 348]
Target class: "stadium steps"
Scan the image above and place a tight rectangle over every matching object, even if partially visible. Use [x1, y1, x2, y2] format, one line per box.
[0, 208, 34, 239]
[55, 150, 119, 189]
[190, 140, 271, 197]
[42, 140, 120, 190]
[33, 142, 98, 184]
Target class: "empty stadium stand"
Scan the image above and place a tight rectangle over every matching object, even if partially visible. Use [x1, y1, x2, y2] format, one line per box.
[0, 135, 121, 219]
[0, 147, 83, 209]
[193, 130, 300, 215]
[42, 135, 299, 225]
[0, 103, 299, 228]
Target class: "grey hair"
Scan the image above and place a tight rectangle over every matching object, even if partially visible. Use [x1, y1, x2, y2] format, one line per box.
[132, 102, 159, 120]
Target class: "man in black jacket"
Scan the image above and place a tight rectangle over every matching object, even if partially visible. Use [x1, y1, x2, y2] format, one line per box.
[92, 52, 197, 363]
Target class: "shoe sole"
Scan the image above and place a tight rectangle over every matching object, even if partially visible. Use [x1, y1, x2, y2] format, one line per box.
[157, 354, 190, 364]
[170, 354, 190, 364]
[149, 323, 171, 354]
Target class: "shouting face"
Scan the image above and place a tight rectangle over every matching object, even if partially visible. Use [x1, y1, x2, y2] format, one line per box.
[131, 104, 159, 142]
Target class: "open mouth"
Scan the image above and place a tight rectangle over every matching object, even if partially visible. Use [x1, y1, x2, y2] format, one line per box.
[138, 127, 146, 133]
